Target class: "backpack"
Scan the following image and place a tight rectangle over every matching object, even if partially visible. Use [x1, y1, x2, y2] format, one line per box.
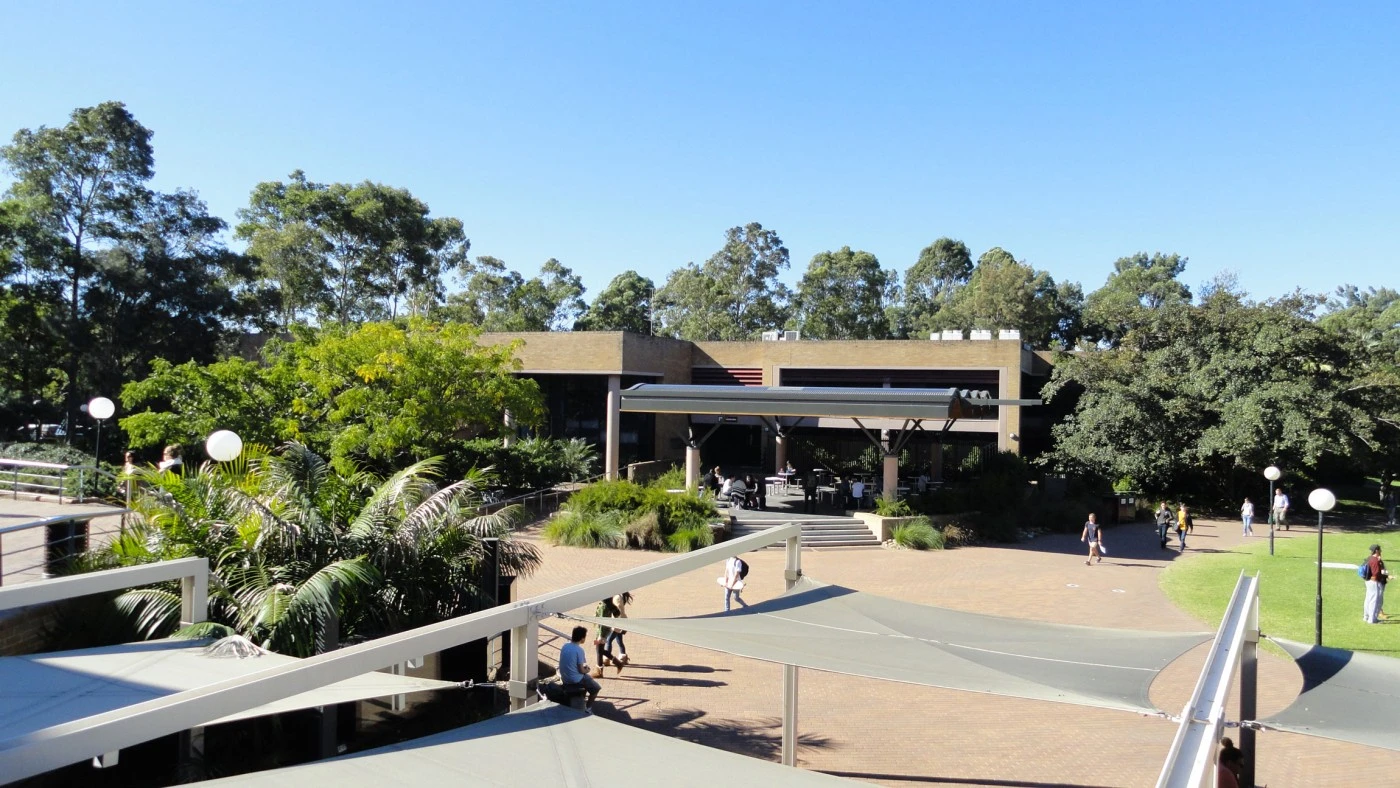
[737, 558, 750, 580]
[1359, 559, 1373, 580]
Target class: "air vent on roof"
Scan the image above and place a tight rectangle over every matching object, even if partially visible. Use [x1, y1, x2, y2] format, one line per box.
[782, 330, 800, 341]
[969, 329, 993, 340]
[998, 329, 1021, 340]
[940, 330, 964, 341]
[761, 330, 780, 341]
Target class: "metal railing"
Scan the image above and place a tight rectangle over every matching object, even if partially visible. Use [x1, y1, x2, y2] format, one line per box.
[477, 473, 606, 526]
[0, 458, 122, 504]
[0, 508, 129, 586]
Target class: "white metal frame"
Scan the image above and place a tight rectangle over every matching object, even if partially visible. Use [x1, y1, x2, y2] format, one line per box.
[1156, 572, 1259, 788]
[0, 556, 208, 626]
[0, 524, 802, 784]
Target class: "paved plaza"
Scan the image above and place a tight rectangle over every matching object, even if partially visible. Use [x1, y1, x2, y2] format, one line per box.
[518, 509, 1398, 787]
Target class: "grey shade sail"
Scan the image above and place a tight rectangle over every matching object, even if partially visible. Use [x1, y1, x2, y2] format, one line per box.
[0, 638, 459, 745]
[620, 384, 970, 421]
[578, 577, 1210, 714]
[1256, 638, 1400, 752]
[204, 702, 857, 786]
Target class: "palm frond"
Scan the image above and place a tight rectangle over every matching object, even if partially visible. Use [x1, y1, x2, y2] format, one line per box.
[114, 588, 184, 639]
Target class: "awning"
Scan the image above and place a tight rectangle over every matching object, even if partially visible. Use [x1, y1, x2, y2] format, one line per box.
[0, 638, 459, 744]
[620, 384, 973, 420]
[1256, 638, 1400, 752]
[202, 702, 856, 786]
[578, 577, 1210, 715]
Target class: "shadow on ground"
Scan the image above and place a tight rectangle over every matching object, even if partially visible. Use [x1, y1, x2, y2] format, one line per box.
[605, 707, 834, 761]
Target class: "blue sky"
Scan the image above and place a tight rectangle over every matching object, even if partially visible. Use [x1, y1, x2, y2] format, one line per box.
[2, 1, 1395, 302]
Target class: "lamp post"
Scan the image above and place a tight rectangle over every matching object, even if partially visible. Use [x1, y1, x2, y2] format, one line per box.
[205, 430, 244, 463]
[1264, 466, 1281, 556]
[1308, 488, 1336, 646]
[87, 397, 115, 466]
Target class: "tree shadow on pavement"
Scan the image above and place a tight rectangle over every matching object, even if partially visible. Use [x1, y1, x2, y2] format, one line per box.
[613, 707, 833, 760]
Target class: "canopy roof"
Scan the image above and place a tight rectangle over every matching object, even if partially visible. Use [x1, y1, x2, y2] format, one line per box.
[1257, 638, 1400, 752]
[619, 384, 985, 420]
[204, 702, 856, 786]
[0, 638, 458, 745]
[579, 577, 1210, 715]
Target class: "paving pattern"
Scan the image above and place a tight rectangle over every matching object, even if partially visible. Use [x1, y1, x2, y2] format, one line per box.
[518, 506, 1399, 787]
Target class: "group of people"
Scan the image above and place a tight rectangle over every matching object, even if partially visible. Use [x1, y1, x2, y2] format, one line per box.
[555, 591, 634, 713]
[1153, 502, 1195, 550]
[705, 467, 767, 510]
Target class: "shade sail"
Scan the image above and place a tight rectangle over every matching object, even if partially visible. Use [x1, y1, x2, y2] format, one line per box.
[0, 638, 459, 745]
[204, 702, 856, 786]
[1256, 638, 1400, 752]
[579, 577, 1210, 714]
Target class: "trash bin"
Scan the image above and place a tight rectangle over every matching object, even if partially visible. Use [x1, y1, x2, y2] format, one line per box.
[1117, 494, 1140, 523]
[45, 517, 90, 575]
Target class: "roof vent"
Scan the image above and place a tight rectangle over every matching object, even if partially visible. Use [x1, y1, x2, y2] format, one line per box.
[761, 330, 780, 341]
[969, 329, 993, 341]
[998, 329, 1021, 340]
[940, 330, 964, 341]
[782, 330, 800, 341]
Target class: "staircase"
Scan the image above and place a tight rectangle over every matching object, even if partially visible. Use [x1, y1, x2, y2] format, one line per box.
[730, 516, 881, 548]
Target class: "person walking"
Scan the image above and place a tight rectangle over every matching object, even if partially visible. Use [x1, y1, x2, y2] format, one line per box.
[1081, 513, 1104, 565]
[1176, 504, 1189, 550]
[803, 470, 819, 514]
[558, 625, 601, 712]
[1155, 502, 1174, 549]
[604, 592, 633, 667]
[1273, 488, 1290, 530]
[1385, 489, 1397, 527]
[719, 555, 748, 611]
[1362, 544, 1387, 624]
[592, 597, 624, 677]
[1240, 497, 1255, 537]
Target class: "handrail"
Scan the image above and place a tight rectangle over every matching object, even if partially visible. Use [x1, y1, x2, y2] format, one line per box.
[0, 509, 129, 537]
[0, 556, 207, 616]
[1, 457, 121, 504]
[0, 522, 802, 782]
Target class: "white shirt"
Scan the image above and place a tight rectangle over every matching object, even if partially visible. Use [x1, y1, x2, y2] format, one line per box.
[851, 481, 866, 498]
[1241, 502, 1254, 517]
[723, 556, 745, 590]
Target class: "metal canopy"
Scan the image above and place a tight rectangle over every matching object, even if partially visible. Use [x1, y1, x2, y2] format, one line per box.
[620, 384, 972, 421]
[1255, 638, 1400, 752]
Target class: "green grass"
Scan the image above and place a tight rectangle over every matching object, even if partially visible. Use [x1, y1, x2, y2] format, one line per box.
[1160, 530, 1398, 656]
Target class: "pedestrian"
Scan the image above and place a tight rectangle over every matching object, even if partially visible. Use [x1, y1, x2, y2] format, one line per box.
[1081, 513, 1103, 565]
[1155, 501, 1174, 549]
[1176, 504, 1189, 550]
[718, 554, 748, 611]
[1385, 489, 1397, 527]
[1362, 544, 1387, 624]
[803, 470, 819, 514]
[592, 597, 624, 676]
[1273, 488, 1290, 531]
[744, 474, 764, 510]
[558, 625, 601, 713]
[158, 444, 183, 473]
[605, 592, 632, 667]
[850, 479, 866, 509]
[706, 467, 722, 495]
[1240, 497, 1254, 537]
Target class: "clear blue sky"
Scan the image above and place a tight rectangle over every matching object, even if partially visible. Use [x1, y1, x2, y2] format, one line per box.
[2, 1, 1395, 302]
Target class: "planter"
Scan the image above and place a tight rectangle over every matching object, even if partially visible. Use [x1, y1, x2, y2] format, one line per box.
[853, 511, 979, 542]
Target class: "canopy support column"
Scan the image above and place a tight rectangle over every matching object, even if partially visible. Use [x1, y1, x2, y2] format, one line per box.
[508, 616, 540, 711]
[782, 532, 802, 766]
[605, 375, 621, 480]
[882, 452, 899, 502]
[1239, 592, 1260, 788]
[774, 433, 788, 475]
[685, 444, 702, 491]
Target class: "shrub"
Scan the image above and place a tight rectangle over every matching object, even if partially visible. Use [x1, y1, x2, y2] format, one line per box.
[891, 517, 943, 550]
[941, 522, 975, 547]
[666, 523, 715, 553]
[648, 465, 687, 491]
[625, 512, 664, 550]
[874, 497, 912, 517]
[565, 479, 649, 516]
[542, 510, 626, 548]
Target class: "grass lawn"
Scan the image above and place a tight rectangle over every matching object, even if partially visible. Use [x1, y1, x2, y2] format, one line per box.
[1160, 528, 1398, 657]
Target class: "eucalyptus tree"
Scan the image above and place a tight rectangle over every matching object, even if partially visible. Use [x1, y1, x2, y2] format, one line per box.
[899, 237, 972, 337]
[791, 246, 896, 339]
[653, 222, 791, 340]
[1082, 252, 1192, 345]
[932, 247, 1083, 348]
[575, 270, 654, 333]
[445, 256, 586, 332]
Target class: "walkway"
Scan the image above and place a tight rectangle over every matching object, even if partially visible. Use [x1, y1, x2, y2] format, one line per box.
[518, 511, 1398, 786]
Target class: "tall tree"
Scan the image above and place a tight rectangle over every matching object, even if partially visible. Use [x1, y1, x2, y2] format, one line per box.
[1083, 252, 1192, 345]
[932, 247, 1083, 347]
[899, 237, 972, 338]
[791, 246, 895, 339]
[1320, 286, 1400, 486]
[236, 173, 468, 327]
[575, 270, 655, 333]
[653, 222, 791, 340]
[444, 256, 585, 331]
[1, 102, 155, 425]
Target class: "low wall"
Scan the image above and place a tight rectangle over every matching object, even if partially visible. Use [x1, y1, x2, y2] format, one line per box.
[626, 461, 675, 485]
[853, 512, 978, 542]
[0, 606, 51, 656]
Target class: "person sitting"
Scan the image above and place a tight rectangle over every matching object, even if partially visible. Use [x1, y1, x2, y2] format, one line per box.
[557, 625, 601, 713]
[728, 476, 749, 507]
[718, 475, 733, 499]
[743, 474, 764, 509]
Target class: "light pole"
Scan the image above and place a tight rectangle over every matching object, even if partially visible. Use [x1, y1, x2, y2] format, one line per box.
[1264, 465, 1281, 556]
[87, 397, 115, 466]
[1309, 487, 1336, 646]
[205, 430, 244, 463]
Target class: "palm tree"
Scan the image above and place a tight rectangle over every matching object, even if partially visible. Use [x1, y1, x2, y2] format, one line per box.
[102, 443, 539, 656]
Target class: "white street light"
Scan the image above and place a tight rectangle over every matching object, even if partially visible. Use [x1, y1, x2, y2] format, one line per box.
[87, 396, 115, 469]
[205, 430, 244, 463]
[1264, 465, 1282, 556]
[1309, 487, 1336, 646]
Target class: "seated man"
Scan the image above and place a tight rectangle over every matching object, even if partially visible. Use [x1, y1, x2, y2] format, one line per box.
[558, 625, 601, 712]
[728, 476, 749, 507]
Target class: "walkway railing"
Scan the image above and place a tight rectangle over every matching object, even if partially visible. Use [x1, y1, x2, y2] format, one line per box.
[478, 473, 605, 525]
[0, 458, 122, 504]
[0, 508, 128, 586]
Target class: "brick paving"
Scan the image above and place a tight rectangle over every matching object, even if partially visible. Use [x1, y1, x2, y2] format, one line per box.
[0, 497, 125, 586]
[518, 505, 1400, 786]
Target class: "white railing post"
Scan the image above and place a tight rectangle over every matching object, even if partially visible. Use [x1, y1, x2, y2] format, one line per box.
[782, 532, 803, 766]
[181, 566, 209, 626]
[508, 613, 541, 711]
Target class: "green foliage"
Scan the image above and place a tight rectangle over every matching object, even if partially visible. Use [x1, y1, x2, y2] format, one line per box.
[792, 246, 895, 339]
[441, 256, 586, 331]
[624, 511, 664, 549]
[543, 510, 627, 548]
[564, 479, 650, 516]
[874, 497, 912, 517]
[647, 465, 688, 491]
[1082, 252, 1191, 345]
[0, 441, 121, 499]
[653, 222, 791, 340]
[548, 478, 720, 551]
[929, 247, 1083, 348]
[574, 270, 655, 333]
[891, 517, 943, 550]
[450, 436, 596, 492]
[665, 523, 715, 553]
[897, 238, 973, 338]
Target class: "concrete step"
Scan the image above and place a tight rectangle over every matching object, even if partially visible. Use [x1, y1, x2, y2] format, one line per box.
[730, 517, 880, 549]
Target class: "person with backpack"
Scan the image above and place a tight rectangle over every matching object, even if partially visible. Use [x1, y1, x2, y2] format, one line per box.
[719, 554, 749, 611]
[605, 592, 633, 667]
[1361, 544, 1387, 624]
[1155, 501, 1174, 549]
